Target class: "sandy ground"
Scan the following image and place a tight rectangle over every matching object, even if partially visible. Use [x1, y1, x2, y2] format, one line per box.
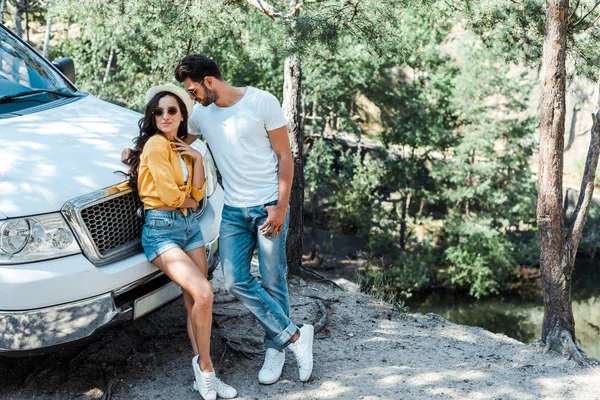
[1, 270, 599, 400]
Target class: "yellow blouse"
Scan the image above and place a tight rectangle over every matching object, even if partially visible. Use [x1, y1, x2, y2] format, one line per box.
[137, 134, 206, 215]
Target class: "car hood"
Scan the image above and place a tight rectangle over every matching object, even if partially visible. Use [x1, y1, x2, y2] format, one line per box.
[0, 95, 141, 217]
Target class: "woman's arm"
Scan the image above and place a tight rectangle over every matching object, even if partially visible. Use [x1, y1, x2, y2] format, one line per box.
[192, 156, 206, 190]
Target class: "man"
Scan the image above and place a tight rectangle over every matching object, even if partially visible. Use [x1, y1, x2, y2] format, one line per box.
[174, 54, 314, 384]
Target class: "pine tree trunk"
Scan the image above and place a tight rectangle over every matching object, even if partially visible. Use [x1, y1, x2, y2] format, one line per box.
[25, 0, 30, 42]
[14, 0, 24, 38]
[0, 0, 6, 25]
[283, 52, 304, 275]
[42, 0, 54, 58]
[103, 48, 115, 85]
[537, 0, 582, 363]
[399, 193, 408, 250]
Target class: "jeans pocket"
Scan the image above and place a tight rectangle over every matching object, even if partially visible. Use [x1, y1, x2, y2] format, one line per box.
[262, 200, 278, 211]
[147, 216, 174, 229]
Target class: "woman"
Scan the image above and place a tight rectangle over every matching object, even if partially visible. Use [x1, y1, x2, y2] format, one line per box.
[127, 83, 237, 400]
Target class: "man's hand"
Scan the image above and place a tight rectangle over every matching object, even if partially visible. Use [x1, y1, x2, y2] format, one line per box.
[121, 148, 133, 165]
[260, 204, 287, 238]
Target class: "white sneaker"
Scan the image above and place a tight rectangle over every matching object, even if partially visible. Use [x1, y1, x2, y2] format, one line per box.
[288, 324, 314, 382]
[258, 348, 285, 384]
[192, 355, 217, 400]
[194, 376, 238, 399]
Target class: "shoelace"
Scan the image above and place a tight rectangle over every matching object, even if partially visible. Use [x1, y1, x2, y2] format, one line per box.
[291, 344, 309, 369]
[215, 377, 232, 392]
[202, 373, 216, 393]
[263, 352, 281, 371]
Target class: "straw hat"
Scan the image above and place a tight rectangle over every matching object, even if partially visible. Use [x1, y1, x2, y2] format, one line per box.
[145, 83, 194, 117]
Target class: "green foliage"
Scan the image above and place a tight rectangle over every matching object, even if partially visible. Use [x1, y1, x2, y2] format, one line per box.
[52, 0, 278, 108]
[331, 148, 386, 238]
[443, 219, 516, 298]
[462, 0, 600, 81]
[435, 44, 537, 226]
[328, 25, 538, 298]
[433, 44, 538, 297]
[359, 243, 440, 300]
[304, 137, 337, 197]
[50, 0, 416, 109]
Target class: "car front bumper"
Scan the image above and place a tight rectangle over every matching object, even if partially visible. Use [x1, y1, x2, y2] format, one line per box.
[0, 237, 219, 354]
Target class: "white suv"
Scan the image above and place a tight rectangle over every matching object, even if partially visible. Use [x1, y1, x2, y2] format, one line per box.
[0, 24, 223, 354]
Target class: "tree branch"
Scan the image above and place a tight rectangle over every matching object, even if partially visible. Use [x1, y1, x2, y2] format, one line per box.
[582, 12, 600, 32]
[566, 110, 600, 261]
[242, 0, 302, 20]
[569, 0, 581, 21]
[570, 1, 600, 30]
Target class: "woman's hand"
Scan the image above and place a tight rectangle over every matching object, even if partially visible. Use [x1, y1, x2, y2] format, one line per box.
[172, 137, 203, 162]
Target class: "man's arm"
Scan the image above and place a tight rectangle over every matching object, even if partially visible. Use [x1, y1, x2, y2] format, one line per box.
[260, 125, 294, 238]
[184, 133, 199, 145]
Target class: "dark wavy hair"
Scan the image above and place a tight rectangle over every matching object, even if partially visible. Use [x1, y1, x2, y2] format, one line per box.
[127, 92, 189, 191]
[174, 54, 223, 83]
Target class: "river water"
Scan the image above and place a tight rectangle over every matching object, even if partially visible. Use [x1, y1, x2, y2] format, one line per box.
[406, 259, 600, 359]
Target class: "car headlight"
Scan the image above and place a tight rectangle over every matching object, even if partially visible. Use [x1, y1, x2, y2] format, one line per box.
[0, 213, 81, 264]
[202, 149, 218, 197]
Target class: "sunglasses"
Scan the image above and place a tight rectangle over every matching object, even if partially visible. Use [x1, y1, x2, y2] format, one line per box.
[153, 106, 179, 117]
[185, 78, 205, 97]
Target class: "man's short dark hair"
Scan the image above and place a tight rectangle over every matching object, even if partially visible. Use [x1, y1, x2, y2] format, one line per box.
[175, 54, 222, 83]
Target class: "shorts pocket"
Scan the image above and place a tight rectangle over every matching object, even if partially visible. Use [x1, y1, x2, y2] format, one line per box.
[146, 216, 174, 229]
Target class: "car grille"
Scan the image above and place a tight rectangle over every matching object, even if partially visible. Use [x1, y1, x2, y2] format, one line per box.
[62, 182, 207, 266]
[79, 191, 143, 256]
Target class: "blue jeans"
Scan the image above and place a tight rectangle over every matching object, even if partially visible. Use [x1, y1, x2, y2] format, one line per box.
[220, 200, 298, 349]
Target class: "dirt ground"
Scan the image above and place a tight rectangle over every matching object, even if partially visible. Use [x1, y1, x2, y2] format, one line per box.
[1, 269, 599, 400]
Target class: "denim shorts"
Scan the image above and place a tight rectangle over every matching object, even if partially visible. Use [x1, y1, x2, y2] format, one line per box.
[141, 209, 205, 262]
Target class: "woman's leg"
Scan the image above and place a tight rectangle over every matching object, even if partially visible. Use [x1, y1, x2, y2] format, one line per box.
[152, 247, 213, 372]
[187, 246, 238, 398]
[184, 246, 209, 357]
[186, 246, 209, 276]
[183, 290, 199, 356]
[182, 245, 209, 356]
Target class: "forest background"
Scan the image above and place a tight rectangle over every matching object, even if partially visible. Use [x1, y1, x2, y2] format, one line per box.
[2, 0, 600, 303]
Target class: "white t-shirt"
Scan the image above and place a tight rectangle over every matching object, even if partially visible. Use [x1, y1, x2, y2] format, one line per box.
[178, 154, 189, 184]
[188, 87, 288, 207]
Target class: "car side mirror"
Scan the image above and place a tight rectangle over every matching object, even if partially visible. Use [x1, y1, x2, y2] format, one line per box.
[52, 57, 76, 84]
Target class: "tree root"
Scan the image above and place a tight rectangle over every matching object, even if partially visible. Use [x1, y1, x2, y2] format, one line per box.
[313, 299, 328, 334]
[215, 311, 252, 324]
[299, 266, 343, 290]
[212, 313, 264, 359]
[544, 326, 600, 367]
[303, 294, 339, 303]
[213, 294, 238, 304]
[100, 367, 115, 400]
[219, 346, 228, 364]
[213, 298, 330, 360]
[223, 338, 263, 359]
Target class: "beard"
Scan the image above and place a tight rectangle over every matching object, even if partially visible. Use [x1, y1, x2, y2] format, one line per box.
[199, 84, 218, 107]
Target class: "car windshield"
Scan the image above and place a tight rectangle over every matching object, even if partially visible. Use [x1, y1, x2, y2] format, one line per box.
[0, 26, 77, 114]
